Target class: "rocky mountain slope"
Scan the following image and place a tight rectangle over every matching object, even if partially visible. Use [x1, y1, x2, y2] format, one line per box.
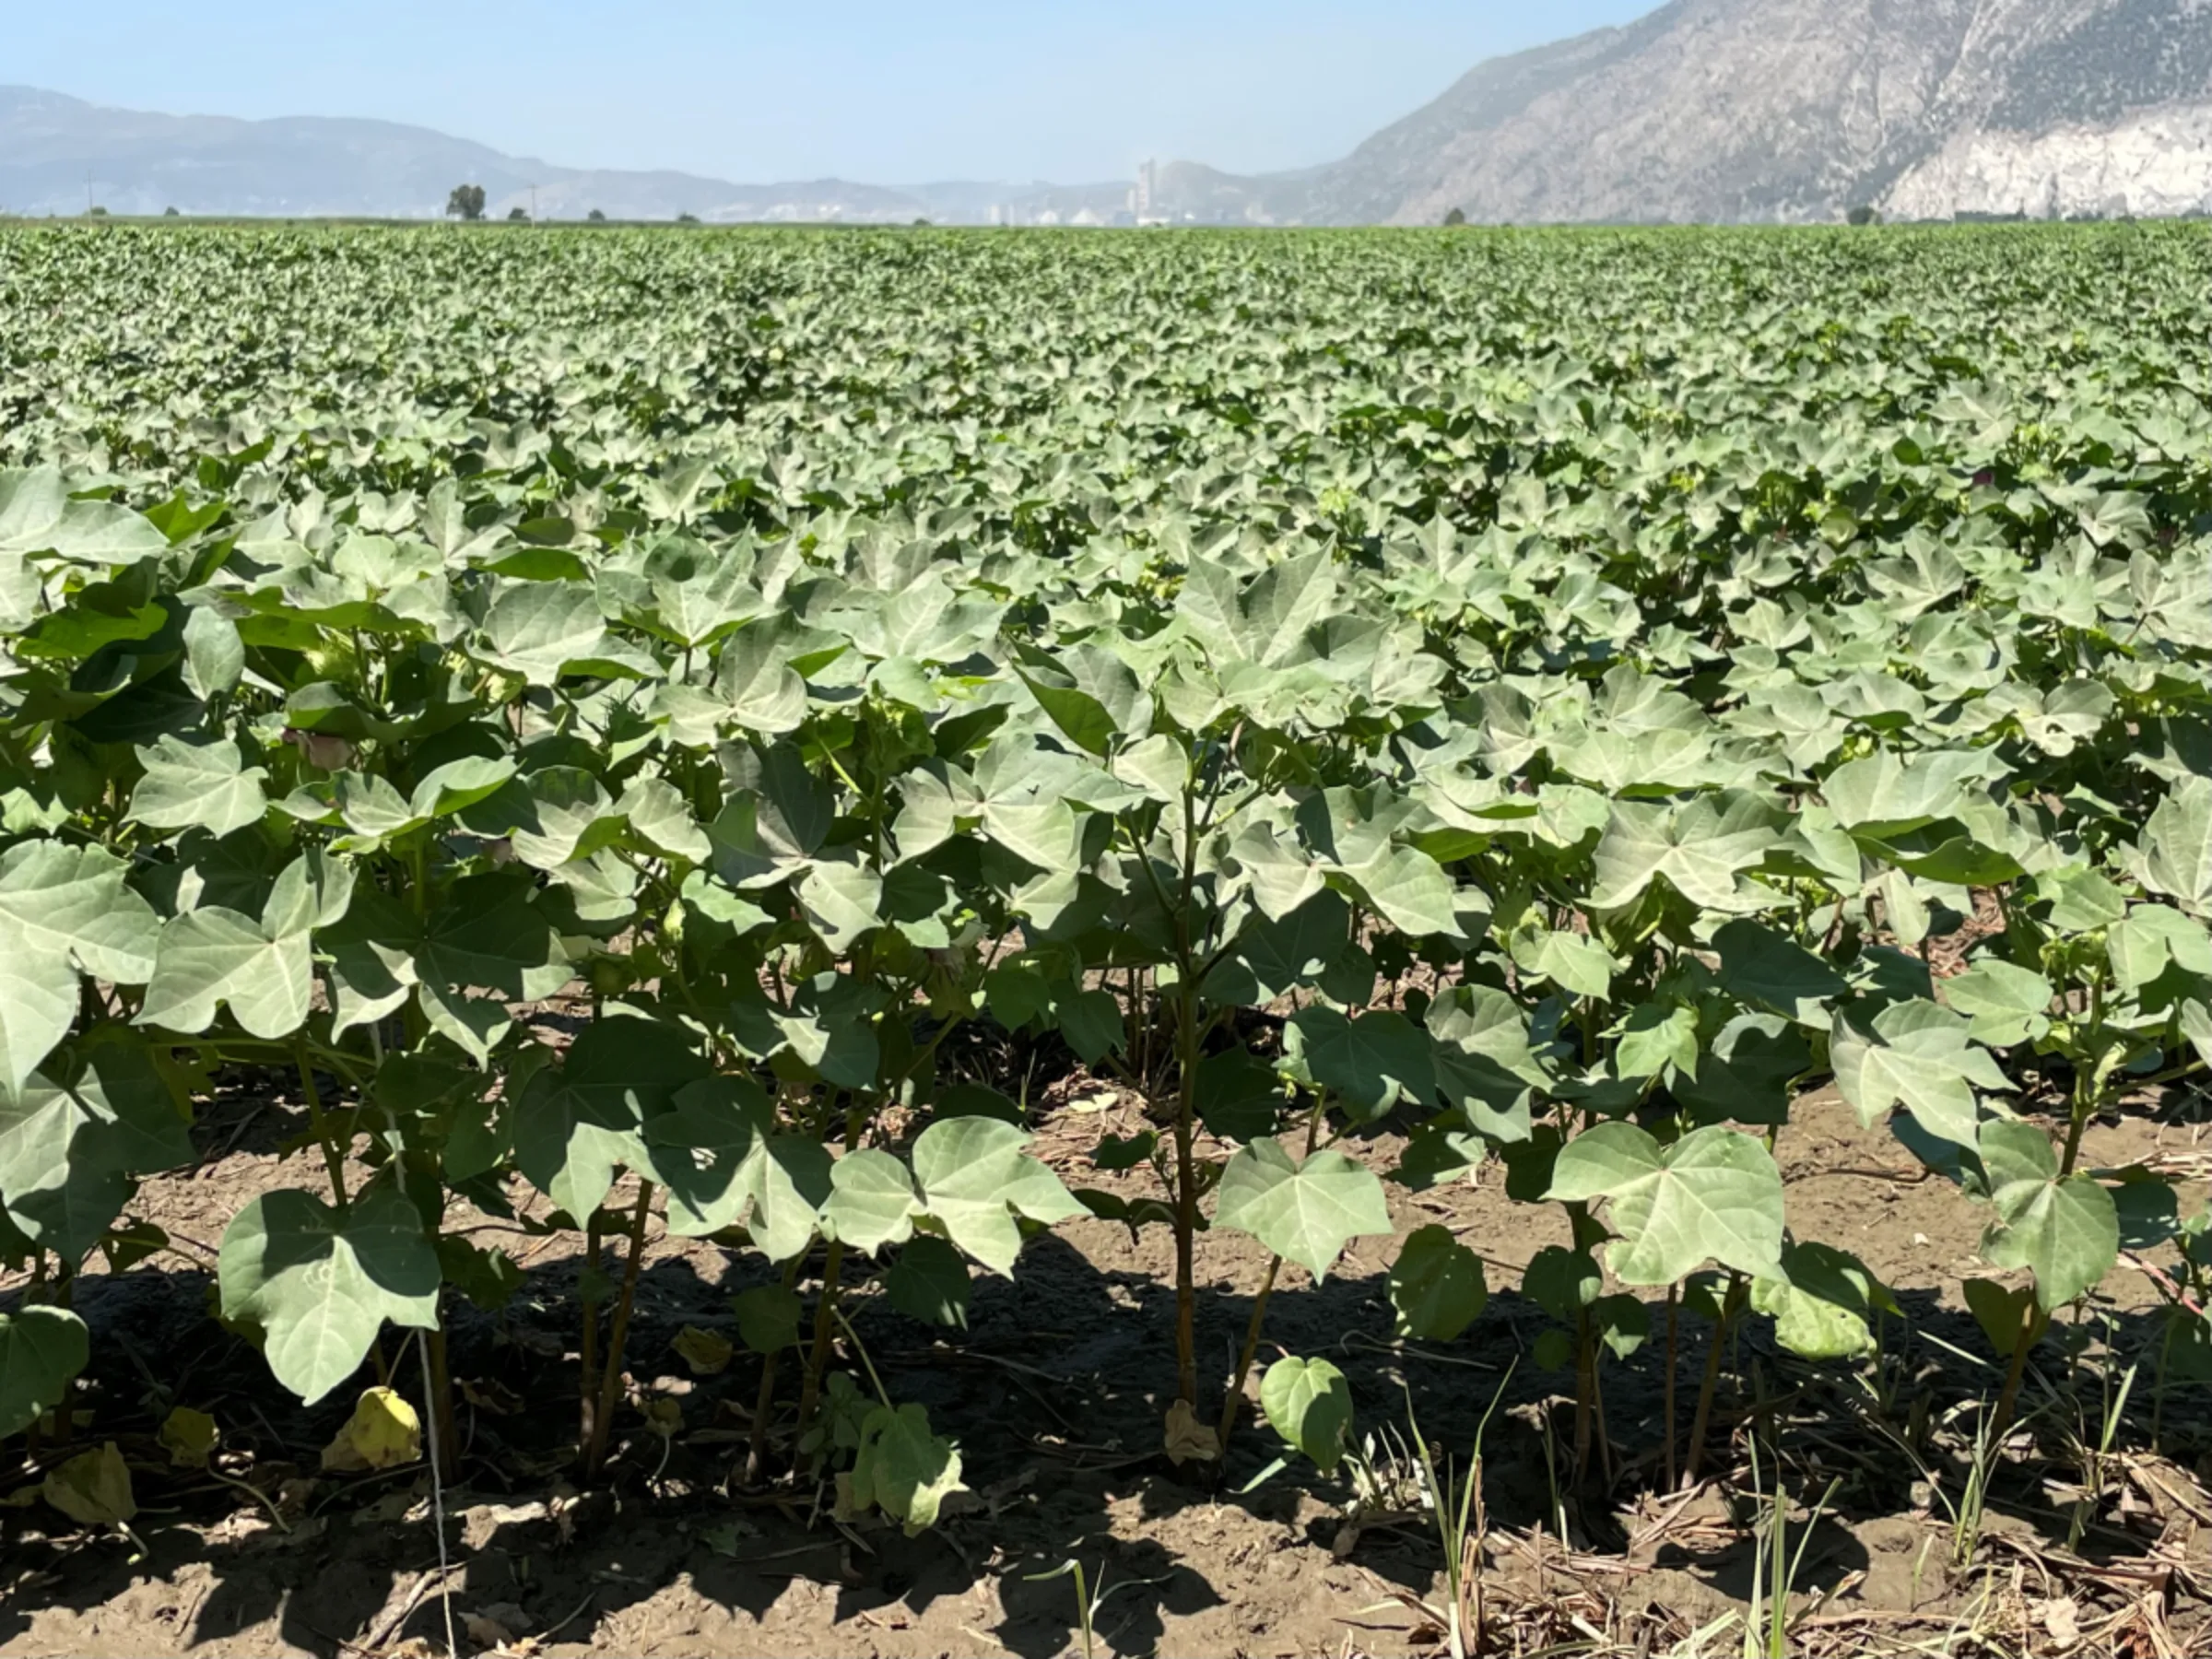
[1195, 0, 2212, 224]
[12, 2, 2212, 227]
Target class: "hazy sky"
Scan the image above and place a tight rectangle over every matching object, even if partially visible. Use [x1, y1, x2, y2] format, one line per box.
[14, 0, 1660, 183]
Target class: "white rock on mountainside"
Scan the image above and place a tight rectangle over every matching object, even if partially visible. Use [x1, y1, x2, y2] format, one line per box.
[1885, 104, 2212, 220]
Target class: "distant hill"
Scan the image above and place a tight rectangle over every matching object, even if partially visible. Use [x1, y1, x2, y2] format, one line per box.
[15, 3, 2212, 229]
[0, 86, 1091, 224]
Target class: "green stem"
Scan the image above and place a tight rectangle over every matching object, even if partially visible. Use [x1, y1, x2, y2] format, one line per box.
[796, 1105, 864, 1441]
[794, 1241, 848, 1442]
[294, 1039, 350, 1216]
[1663, 1284, 1680, 1494]
[1682, 1273, 1746, 1488]
[744, 1256, 806, 1486]
[579, 1209, 604, 1447]
[1171, 978, 1201, 1413]
[584, 1180, 655, 1477]
[1991, 1300, 2041, 1444]
[426, 1324, 462, 1476]
[1215, 1097, 1324, 1449]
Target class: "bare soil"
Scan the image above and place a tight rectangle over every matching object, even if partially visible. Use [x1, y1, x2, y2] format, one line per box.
[6, 1067, 2212, 1658]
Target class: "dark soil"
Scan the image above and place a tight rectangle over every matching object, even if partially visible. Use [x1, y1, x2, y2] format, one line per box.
[6, 1072, 2212, 1658]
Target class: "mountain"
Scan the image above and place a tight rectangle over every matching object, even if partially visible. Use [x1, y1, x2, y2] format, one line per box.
[14, 4, 2212, 229]
[0, 86, 1105, 224]
[1162, 0, 2212, 225]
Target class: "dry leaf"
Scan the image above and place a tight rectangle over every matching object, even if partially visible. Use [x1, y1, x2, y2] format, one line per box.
[672, 1325, 734, 1376]
[159, 1406, 220, 1469]
[459, 1377, 525, 1415]
[464, 1611, 519, 1648]
[1162, 1400, 1221, 1465]
[2041, 1598, 2082, 1645]
[42, 1442, 137, 1527]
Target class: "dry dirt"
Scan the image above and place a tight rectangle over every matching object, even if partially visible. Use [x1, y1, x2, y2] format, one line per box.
[5, 1064, 2212, 1658]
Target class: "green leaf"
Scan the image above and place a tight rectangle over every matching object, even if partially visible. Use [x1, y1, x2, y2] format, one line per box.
[1205, 891, 1352, 1005]
[1832, 999, 2013, 1147]
[181, 605, 246, 700]
[0, 467, 168, 565]
[0, 1306, 89, 1438]
[1018, 668, 1118, 758]
[1547, 1123, 1784, 1287]
[1615, 1002, 1699, 1082]
[1258, 1356, 1354, 1476]
[1750, 1242, 1890, 1359]
[515, 1018, 712, 1221]
[128, 735, 268, 839]
[1942, 960, 2054, 1048]
[138, 853, 352, 1040]
[822, 1149, 922, 1254]
[2109, 904, 2212, 994]
[910, 1116, 1085, 1276]
[644, 1077, 830, 1257]
[1288, 1006, 1435, 1122]
[1712, 920, 1848, 1025]
[1977, 1120, 2120, 1311]
[887, 1236, 972, 1328]
[733, 1285, 805, 1355]
[1522, 1245, 1601, 1320]
[1590, 791, 1783, 913]
[2141, 777, 2212, 918]
[218, 1188, 441, 1405]
[1194, 1047, 1282, 1142]
[1388, 1225, 1488, 1341]
[1509, 929, 1617, 1000]
[0, 1044, 193, 1263]
[462, 768, 626, 871]
[798, 858, 884, 952]
[1425, 984, 1547, 1144]
[0, 841, 162, 1095]
[1214, 1136, 1392, 1282]
[1671, 1014, 1812, 1128]
[848, 1402, 966, 1535]
[1824, 748, 2003, 840]
[1962, 1277, 2036, 1356]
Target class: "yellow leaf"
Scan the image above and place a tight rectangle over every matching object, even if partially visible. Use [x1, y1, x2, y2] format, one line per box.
[320, 1386, 422, 1473]
[42, 1442, 137, 1527]
[159, 1406, 220, 1470]
[1162, 1400, 1220, 1465]
[671, 1325, 733, 1376]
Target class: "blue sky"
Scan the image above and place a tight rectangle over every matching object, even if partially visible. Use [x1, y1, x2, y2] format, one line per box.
[14, 0, 1659, 184]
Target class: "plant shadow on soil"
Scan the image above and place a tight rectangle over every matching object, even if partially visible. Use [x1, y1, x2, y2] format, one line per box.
[8, 1210, 2208, 1658]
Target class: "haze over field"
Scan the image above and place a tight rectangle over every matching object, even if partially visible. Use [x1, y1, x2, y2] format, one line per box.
[10, 0, 2212, 223]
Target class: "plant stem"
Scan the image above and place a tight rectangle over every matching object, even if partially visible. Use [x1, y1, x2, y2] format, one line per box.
[584, 1179, 655, 1477]
[1171, 977, 1201, 1413]
[796, 1105, 865, 1442]
[1683, 1273, 1746, 1488]
[294, 1039, 350, 1215]
[1215, 1095, 1324, 1450]
[744, 1256, 806, 1486]
[426, 1324, 462, 1475]
[795, 1240, 848, 1441]
[1991, 1300, 2040, 1444]
[1573, 1305, 1598, 1484]
[579, 1209, 604, 1447]
[1663, 1284, 1680, 1493]
[1216, 1258, 1280, 1449]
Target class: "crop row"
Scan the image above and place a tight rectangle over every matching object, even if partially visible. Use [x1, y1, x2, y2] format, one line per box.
[0, 225, 2209, 1530]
